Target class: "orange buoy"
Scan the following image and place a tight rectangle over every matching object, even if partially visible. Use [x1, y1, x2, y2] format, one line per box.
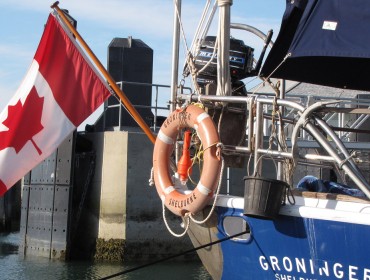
[153, 104, 221, 216]
[177, 130, 193, 181]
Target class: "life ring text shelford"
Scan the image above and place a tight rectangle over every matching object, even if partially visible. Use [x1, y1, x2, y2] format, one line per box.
[153, 104, 221, 216]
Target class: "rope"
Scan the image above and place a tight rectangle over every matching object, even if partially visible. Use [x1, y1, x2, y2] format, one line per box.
[217, 106, 225, 137]
[191, 102, 205, 110]
[174, 0, 207, 95]
[247, 153, 253, 177]
[174, 0, 190, 53]
[197, 1, 218, 47]
[267, 88, 295, 186]
[162, 200, 190, 238]
[250, 53, 291, 95]
[189, 0, 213, 55]
[187, 139, 219, 186]
[163, 145, 224, 231]
[185, 54, 202, 94]
[188, 140, 203, 186]
[190, 156, 224, 224]
[267, 96, 280, 176]
[148, 167, 155, 187]
[186, 1, 218, 95]
[268, 53, 291, 80]
[197, 36, 219, 74]
[98, 229, 249, 280]
[252, 155, 263, 177]
[286, 187, 296, 205]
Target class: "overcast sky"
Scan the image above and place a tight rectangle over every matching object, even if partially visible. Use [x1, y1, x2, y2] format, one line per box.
[0, 0, 285, 128]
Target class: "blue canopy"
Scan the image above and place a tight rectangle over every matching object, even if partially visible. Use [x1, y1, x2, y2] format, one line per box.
[260, 0, 370, 91]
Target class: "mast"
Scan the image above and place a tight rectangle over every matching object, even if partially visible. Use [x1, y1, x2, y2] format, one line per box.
[216, 0, 232, 96]
[170, 0, 182, 112]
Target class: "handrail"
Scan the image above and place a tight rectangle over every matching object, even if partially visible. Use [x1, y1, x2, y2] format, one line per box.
[177, 91, 370, 198]
[106, 81, 192, 131]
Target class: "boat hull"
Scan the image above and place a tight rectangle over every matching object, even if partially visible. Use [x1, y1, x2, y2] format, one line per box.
[189, 194, 370, 280]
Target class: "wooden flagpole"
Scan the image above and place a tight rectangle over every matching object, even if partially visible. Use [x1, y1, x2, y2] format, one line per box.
[51, 1, 156, 144]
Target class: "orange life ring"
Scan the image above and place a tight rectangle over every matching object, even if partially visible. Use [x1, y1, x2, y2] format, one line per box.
[153, 104, 221, 216]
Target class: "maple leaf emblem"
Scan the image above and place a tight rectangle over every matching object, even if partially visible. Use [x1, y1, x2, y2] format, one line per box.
[0, 87, 44, 155]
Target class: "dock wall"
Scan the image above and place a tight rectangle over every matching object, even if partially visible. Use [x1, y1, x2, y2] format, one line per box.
[82, 131, 194, 260]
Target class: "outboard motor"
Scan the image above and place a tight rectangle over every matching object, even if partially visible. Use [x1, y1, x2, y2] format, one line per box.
[193, 36, 255, 87]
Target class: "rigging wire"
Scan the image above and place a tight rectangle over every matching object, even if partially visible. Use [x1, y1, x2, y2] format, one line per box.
[177, 0, 219, 95]
[189, 0, 212, 55]
[174, 0, 190, 53]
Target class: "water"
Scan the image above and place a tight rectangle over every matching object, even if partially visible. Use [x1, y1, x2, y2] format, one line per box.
[0, 232, 212, 280]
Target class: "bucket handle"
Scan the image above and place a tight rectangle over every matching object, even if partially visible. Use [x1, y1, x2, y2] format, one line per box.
[285, 186, 296, 205]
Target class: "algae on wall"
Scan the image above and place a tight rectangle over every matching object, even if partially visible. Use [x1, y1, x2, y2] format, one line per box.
[94, 238, 125, 261]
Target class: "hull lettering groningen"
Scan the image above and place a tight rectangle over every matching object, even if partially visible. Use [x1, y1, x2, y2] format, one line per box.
[259, 256, 370, 279]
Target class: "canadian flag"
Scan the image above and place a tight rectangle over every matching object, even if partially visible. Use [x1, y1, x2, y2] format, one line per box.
[0, 13, 111, 195]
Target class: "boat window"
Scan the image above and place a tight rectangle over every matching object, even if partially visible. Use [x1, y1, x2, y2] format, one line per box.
[222, 216, 251, 242]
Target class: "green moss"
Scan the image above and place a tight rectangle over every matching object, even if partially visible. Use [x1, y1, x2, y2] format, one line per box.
[94, 238, 126, 261]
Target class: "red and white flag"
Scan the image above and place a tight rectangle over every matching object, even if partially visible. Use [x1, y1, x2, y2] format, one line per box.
[0, 13, 111, 195]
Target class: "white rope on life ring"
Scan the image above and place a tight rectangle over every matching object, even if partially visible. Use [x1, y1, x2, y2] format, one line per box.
[153, 104, 221, 217]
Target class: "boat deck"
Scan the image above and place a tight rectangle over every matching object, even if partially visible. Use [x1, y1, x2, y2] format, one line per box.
[292, 189, 370, 204]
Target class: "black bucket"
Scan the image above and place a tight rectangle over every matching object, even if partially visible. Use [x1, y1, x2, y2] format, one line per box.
[243, 177, 288, 220]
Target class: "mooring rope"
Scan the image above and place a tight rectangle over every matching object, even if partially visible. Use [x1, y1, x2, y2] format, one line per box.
[98, 229, 249, 280]
[189, 156, 224, 224]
